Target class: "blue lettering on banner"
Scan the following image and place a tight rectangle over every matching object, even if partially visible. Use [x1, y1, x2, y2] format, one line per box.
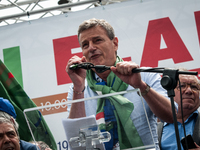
[57, 140, 68, 150]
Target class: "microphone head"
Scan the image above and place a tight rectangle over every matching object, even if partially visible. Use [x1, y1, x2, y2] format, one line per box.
[69, 64, 79, 70]
[69, 63, 94, 70]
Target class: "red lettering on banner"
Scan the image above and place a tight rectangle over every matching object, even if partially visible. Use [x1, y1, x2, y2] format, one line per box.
[53, 35, 82, 85]
[122, 57, 132, 61]
[195, 11, 200, 47]
[53, 35, 132, 85]
[140, 17, 193, 67]
[193, 11, 200, 80]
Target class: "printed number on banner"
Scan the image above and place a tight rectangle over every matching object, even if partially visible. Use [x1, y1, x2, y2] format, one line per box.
[57, 140, 68, 150]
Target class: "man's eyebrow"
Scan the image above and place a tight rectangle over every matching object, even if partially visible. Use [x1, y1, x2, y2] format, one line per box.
[7, 130, 15, 133]
[93, 36, 102, 39]
[81, 40, 87, 45]
[0, 131, 15, 136]
[81, 36, 102, 42]
[81, 36, 103, 46]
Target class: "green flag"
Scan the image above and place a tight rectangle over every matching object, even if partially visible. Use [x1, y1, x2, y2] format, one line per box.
[0, 59, 56, 150]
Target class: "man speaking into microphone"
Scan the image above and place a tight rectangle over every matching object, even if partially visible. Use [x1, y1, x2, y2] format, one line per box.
[65, 18, 173, 150]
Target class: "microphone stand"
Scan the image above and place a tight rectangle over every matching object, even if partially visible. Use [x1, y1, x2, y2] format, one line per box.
[133, 68, 196, 150]
[70, 63, 198, 150]
[160, 69, 182, 150]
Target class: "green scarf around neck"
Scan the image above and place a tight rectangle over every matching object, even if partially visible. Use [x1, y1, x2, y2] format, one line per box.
[86, 56, 144, 149]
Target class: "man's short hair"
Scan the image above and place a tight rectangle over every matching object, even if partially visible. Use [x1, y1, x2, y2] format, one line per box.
[178, 67, 199, 82]
[37, 141, 50, 150]
[0, 111, 19, 137]
[78, 18, 115, 42]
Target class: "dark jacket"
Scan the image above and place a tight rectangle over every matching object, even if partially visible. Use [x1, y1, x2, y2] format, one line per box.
[20, 140, 39, 150]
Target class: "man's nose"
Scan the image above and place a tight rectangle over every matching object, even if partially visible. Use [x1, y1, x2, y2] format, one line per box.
[88, 42, 96, 52]
[3, 135, 11, 144]
[185, 85, 193, 94]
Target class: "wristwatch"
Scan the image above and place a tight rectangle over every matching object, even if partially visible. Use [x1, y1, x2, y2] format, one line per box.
[137, 83, 150, 96]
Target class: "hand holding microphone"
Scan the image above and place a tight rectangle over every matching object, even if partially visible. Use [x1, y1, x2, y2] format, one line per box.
[69, 62, 164, 74]
[69, 62, 111, 73]
[69, 62, 198, 75]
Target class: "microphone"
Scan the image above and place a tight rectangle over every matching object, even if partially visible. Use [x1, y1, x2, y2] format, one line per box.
[70, 63, 198, 75]
[69, 63, 111, 73]
[69, 64, 79, 70]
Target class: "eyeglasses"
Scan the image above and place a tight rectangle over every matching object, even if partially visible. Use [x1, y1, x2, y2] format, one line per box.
[176, 82, 200, 92]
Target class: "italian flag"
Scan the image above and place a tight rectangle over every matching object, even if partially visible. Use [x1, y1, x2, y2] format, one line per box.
[96, 111, 105, 125]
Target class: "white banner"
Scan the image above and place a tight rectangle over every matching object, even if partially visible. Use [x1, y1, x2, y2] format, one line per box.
[0, 0, 200, 149]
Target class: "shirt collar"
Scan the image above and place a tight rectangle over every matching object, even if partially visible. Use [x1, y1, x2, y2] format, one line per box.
[95, 73, 102, 83]
[164, 110, 199, 126]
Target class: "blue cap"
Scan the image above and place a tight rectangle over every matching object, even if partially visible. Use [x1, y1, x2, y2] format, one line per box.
[0, 97, 17, 119]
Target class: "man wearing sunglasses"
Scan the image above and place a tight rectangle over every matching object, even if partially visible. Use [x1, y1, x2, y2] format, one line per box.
[157, 71, 200, 150]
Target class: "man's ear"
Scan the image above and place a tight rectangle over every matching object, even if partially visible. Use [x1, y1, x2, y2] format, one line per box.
[113, 37, 118, 52]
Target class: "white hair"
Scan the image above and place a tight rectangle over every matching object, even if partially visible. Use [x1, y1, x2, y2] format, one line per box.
[0, 111, 19, 137]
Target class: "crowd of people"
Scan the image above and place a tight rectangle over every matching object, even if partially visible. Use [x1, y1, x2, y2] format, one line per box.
[0, 98, 51, 150]
[0, 18, 200, 150]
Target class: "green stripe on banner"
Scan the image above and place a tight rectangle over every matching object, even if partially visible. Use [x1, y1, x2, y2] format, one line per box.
[3, 46, 23, 88]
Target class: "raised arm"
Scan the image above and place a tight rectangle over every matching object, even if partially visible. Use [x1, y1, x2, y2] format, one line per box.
[111, 61, 173, 123]
[66, 55, 87, 118]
